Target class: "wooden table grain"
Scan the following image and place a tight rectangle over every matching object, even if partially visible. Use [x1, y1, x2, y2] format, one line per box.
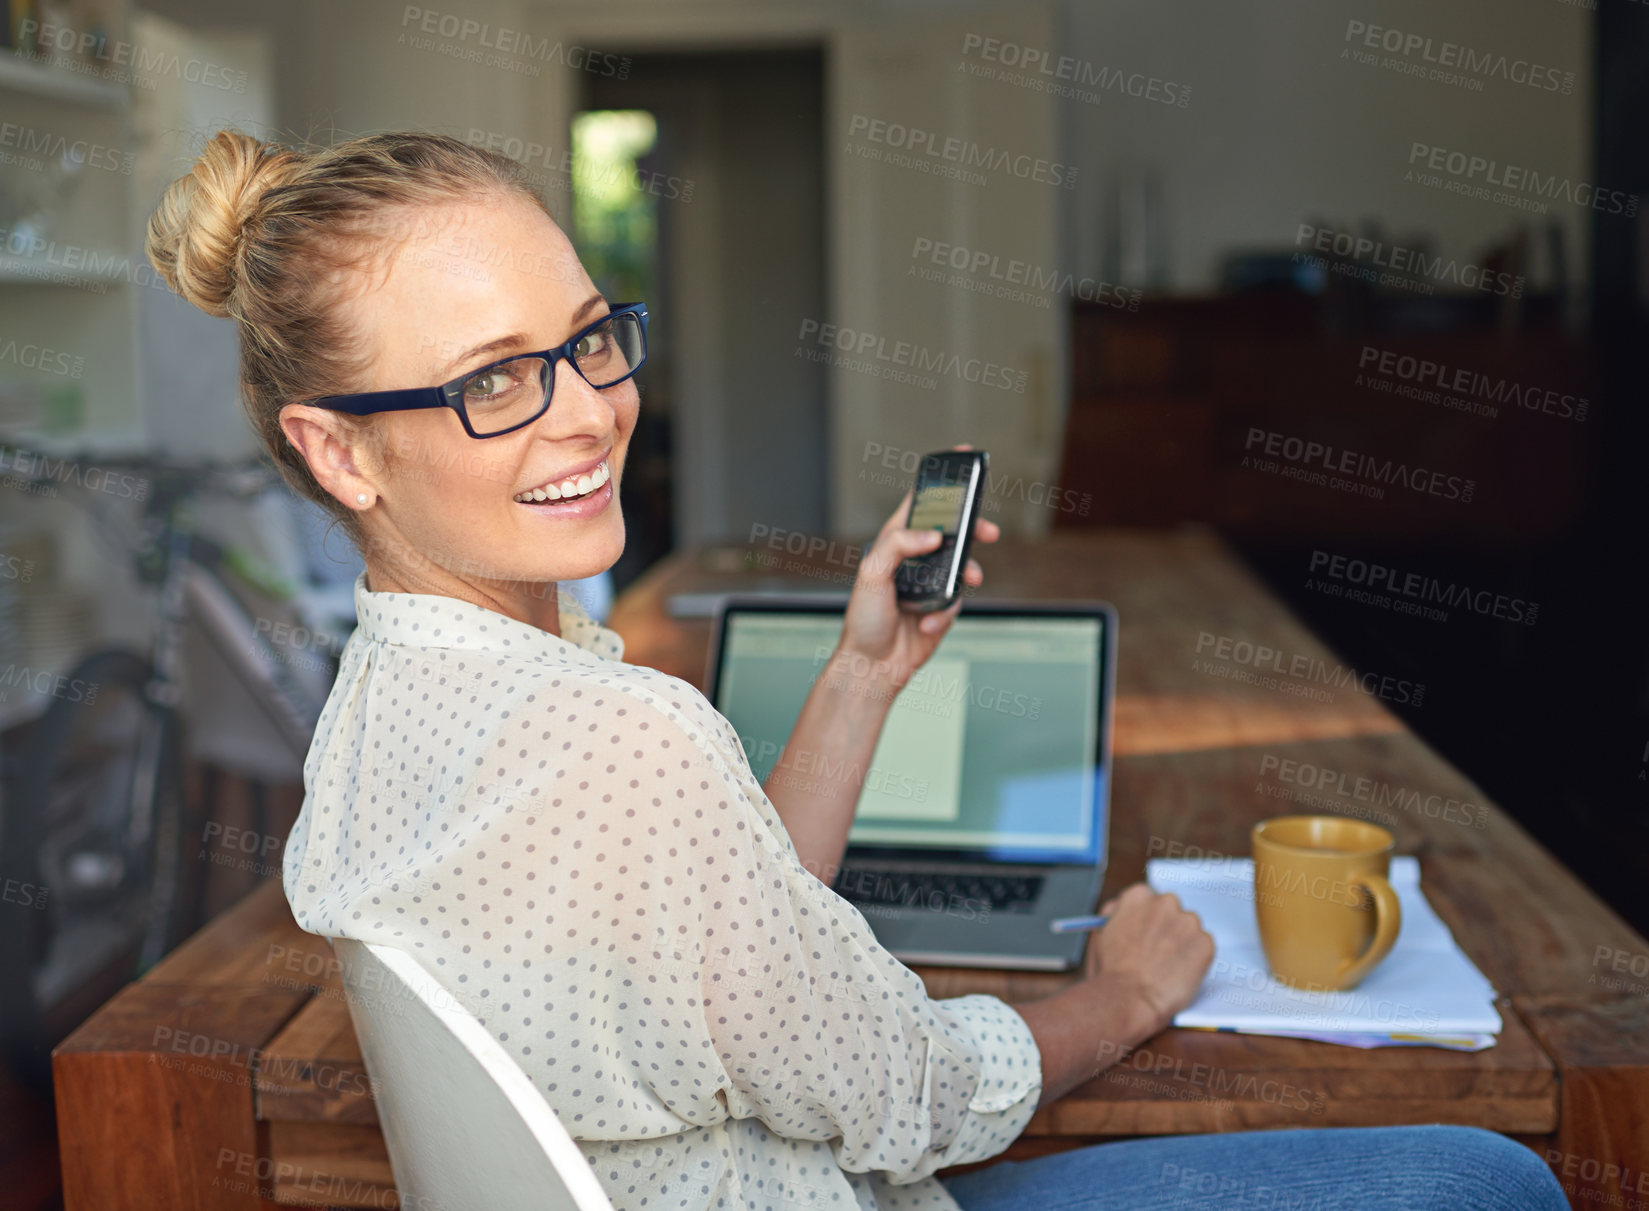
[52, 529, 1649, 1210]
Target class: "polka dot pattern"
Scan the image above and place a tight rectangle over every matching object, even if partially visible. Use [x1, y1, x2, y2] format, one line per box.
[284, 574, 1043, 1211]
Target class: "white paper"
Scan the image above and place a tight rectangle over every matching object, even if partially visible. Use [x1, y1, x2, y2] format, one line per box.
[1147, 857, 1502, 1037]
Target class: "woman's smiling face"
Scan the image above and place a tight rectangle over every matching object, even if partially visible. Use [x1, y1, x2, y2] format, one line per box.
[288, 193, 638, 620]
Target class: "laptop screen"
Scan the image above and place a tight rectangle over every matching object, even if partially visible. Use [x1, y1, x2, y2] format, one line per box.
[712, 606, 1110, 862]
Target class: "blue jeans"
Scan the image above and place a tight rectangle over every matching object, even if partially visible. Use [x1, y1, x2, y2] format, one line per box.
[941, 1126, 1568, 1210]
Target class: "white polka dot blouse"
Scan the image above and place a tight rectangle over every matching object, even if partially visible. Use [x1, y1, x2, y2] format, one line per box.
[283, 575, 1044, 1211]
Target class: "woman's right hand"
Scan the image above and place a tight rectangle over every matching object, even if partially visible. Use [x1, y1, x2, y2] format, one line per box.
[1082, 883, 1216, 1036]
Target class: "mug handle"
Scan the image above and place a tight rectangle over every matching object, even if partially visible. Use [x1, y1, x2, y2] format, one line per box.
[1336, 873, 1402, 988]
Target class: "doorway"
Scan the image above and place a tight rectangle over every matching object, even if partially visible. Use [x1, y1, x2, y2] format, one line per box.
[581, 47, 828, 588]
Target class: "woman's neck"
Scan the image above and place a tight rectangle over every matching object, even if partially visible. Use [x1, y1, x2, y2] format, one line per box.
[363, 558, 561, 637]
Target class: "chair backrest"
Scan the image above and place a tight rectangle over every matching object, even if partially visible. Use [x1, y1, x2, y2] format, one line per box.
[331, 937, 615, 1211]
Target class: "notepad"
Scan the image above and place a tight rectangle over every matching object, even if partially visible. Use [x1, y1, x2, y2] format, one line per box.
[1146, 856, 1501, 1050]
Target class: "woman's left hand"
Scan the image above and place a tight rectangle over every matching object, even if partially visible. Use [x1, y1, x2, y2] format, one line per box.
[834, 477, 999, 699]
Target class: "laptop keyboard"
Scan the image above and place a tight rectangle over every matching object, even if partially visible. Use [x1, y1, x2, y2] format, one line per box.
[833, 867, 1045, 913]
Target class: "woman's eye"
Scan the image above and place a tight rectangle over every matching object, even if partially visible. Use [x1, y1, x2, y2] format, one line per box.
[464, 368, 521, 402]
[575, 327, 612, 361]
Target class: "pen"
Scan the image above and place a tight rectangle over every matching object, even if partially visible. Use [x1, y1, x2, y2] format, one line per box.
[1048, 913, 1109, 934]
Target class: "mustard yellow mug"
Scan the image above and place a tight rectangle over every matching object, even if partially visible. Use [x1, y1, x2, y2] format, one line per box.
[1252, 815, 1402, 992]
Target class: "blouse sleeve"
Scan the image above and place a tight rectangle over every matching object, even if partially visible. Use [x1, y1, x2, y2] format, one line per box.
[565, 693, 1044, 1182]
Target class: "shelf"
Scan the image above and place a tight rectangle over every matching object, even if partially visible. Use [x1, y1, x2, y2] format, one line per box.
[0, 52, 131, 110]
[0, 249, 134, 288]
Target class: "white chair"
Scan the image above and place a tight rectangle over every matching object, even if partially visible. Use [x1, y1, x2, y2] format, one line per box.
[332, 937, 615, 1211]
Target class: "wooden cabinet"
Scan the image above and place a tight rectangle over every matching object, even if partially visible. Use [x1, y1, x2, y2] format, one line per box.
[1056, 296, 1598, 543]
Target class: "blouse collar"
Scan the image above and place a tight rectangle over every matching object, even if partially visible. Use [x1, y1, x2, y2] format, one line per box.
[349, 571, 625, 664]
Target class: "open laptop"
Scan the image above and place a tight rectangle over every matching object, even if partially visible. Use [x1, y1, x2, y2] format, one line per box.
[708, 597, 1117, 970]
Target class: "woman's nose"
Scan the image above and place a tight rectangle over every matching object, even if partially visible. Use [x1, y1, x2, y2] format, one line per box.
[545, 357, 616, 433]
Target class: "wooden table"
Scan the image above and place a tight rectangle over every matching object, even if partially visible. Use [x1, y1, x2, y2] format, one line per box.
[54, 529, 1649, 1210]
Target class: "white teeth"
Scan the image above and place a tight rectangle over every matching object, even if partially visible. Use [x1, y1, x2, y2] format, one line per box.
[514, 460, 609, 503]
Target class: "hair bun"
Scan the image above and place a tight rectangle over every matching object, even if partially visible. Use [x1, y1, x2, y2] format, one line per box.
[145, 130, 301, 318]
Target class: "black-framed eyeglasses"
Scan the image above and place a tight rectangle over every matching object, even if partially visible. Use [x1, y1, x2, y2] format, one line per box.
[313, 302, 649, 439]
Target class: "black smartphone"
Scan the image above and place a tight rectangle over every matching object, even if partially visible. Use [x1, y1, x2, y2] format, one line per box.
[894, 449, 989, 613]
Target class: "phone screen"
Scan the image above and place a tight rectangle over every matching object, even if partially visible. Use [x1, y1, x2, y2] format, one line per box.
[908, 482, 968, 532]
[896, 454, 985, 610]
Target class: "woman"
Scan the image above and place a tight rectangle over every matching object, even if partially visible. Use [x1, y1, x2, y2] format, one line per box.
[146, 130, 1565, 1211]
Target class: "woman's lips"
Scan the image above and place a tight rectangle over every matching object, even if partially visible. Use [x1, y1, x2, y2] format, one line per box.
[511, 452, 610, 501]
[514, 473, 614, 519]
[512, 457, 611, 503]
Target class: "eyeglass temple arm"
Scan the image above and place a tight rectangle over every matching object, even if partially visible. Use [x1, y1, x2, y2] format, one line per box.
[314, 386, 453, 415]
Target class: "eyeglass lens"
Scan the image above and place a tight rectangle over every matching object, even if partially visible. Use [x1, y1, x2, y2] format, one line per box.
[459, 311, 646, 435]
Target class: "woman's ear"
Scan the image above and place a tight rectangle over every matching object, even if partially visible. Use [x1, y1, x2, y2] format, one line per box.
[279, 403, 383, 511]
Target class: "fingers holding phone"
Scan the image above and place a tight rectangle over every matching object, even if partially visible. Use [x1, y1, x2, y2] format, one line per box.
[837, 447, 996, 680]
[894, 449, 990, 614]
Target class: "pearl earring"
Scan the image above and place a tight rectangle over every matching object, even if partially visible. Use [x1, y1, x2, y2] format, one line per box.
[357, 493, 369, 505]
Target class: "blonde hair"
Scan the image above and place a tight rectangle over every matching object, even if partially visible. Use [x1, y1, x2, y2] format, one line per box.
[145, 129, 550, 539]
